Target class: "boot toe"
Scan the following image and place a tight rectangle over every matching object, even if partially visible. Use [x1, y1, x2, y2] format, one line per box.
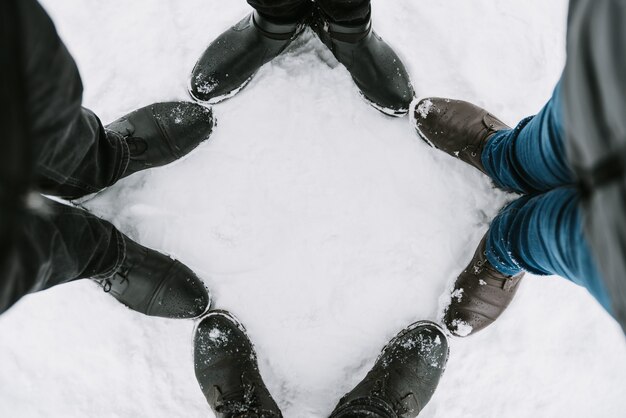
[412, 97, 452, 147]
[148, 262, 211, 319]
[151, 102, 214, 157]
[444, 306, 492, 337]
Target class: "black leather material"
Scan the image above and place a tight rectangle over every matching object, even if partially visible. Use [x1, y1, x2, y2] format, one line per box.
[194, 312, 282, 418]
[106, 102, 214, 179]
[330, 322, 449, 418]
[190, 13, 304, 104]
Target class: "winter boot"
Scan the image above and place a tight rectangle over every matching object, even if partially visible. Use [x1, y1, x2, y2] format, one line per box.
[95, 235, 210, 319]
[189, 11, 306, 104]
[194, 310, 282, 418]
[330, 321, 449, 418]
[444, 234, 524, 337]
[106, 102, 214, 179]
[412, 97, 510, 174]
[311, 7, 414, 116]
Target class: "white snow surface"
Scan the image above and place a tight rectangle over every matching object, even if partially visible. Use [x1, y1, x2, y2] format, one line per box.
[1, 0, 625, 417]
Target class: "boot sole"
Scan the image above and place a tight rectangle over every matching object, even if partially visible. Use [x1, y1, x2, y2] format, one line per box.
[360, 91, 409, 117]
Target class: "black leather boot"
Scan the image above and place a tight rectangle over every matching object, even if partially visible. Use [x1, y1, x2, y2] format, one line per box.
[106, 102, 214, 179]
[95, 235, 211, 319]
[444, 234, 524, 337]
[330, 321, 449, 418]
[194, 310, 282, 418]
[311, 7, 414, 116]
[189, 11, 306, 104]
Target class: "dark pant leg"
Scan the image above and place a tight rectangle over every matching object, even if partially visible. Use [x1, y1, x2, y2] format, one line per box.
[481, 81, 574, 194]
[485, 187, 612, 313]
[19, 0, 129, 199]
[318, 0, 371, 24]
[247, 0, 311, 22]
[0, 198, 124, 314]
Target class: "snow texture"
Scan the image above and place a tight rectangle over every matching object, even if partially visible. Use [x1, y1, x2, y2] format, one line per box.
[1, 1, 625, 417]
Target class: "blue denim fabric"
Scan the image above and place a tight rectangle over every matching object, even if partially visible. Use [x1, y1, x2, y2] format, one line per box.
[481, 83, 613, 313]
[482, 82, 574, 194]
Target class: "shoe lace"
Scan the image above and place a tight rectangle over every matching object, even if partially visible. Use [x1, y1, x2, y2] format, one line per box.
[98, 264, 131, 294]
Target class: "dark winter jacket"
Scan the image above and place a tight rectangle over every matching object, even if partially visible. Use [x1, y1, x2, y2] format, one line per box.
[0, 0, 32, 311]
[563, 0, 626, 333]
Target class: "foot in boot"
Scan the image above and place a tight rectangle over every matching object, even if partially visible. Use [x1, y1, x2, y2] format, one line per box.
[311, 8, 414, 116]
[95, 236, 211, 319]
[330, 321, 449, 418]
[190, 11, 306, 104]
[412, 97, 510, 174]
[194, 311, 282, 418]
[444, 235, 524, 337]
[106, 102, 214, 179]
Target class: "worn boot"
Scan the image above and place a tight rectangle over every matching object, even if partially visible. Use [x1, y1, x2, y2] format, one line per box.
[95, 235, 210, 319]
[190, 11, 306, 104]
[194, 310, 282, 418]
[412, 97, 510, 174]
[311, 7, 414, 116]
[106, 102, 214, 179]
[330, 321, 449, 418]
[444, 234, 524, 337]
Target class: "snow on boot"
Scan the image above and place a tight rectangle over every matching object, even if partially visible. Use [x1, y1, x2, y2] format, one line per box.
[189, 11, 306, 104]
[444, 234, 524, 337]
[95, 235, 211, 319]
[411, 97, 509, 174]
[106, 102, 214, 179]
[330, 321, 449, 418]
[311, 7, 414, 117]
[194, 310, 282, 418]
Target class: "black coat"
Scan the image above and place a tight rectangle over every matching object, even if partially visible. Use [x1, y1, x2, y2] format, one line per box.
[0, 0, 32, 310]
[563, 0, 626, 333]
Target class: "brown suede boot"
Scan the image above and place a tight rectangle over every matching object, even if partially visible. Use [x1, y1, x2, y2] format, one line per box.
[444, 234, 524, 337]
[412, 98, 510, 174]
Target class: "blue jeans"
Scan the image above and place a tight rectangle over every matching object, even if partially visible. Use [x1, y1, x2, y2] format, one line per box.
[480, 82, 613, 313]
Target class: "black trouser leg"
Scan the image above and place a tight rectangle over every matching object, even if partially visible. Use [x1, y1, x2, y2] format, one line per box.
[20, 0, 129, 200]
[0, 199, 124, 314]
[246, 0, 371, 24]
[318, 0, 371, 24]
[0, 0, 129, 314]
[246, 0, 311, 22]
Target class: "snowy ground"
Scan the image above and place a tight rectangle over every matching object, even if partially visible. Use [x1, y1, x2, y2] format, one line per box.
[1, 0, 625, 417]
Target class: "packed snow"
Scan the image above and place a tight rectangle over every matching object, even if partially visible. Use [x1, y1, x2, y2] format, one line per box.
[1, 0, 625, 417]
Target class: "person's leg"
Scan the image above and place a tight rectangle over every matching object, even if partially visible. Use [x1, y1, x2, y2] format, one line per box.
[413, 82, 574, 194]
[21, 0, 214, 200]
[317, 0, 371, 24]
[0, 197, 124, 314]
[482, 81, 575, 194]
[247, 0, 310, 23]
[444, 187, 610, 337]
[19, 0, 129, 199]
[486, 187, 611, 311]
[1, 198, 210, 318]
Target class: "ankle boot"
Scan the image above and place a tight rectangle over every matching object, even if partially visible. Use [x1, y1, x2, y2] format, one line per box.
[106, 102, 214, 179]
[444, 234, 524, 337]
[311, 8, 414, 116]
[330, 321, 449, 418]
[95, 235, 211, 319]
[194, 310, 282, 418]
[190, 11, 306, 104]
